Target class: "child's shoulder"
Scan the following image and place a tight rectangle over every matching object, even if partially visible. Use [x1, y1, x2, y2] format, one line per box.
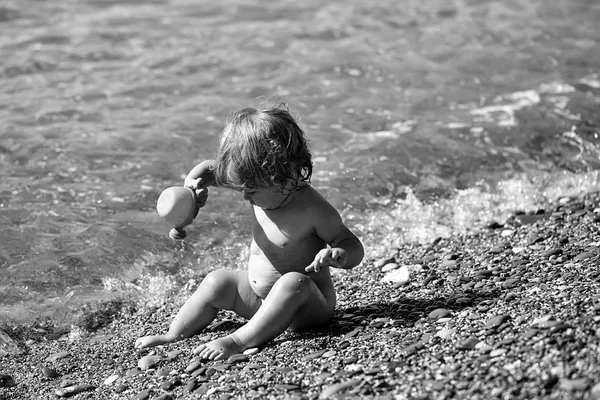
[294, 185, 338, 214]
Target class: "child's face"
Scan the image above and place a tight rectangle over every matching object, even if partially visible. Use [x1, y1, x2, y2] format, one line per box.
[241, 185, 291, 210]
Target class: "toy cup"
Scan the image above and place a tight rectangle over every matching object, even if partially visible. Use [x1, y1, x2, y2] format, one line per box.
[156, 186, 198, 239]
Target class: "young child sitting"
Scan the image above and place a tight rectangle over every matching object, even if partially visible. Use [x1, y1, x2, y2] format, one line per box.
[135, 106, 364, 360]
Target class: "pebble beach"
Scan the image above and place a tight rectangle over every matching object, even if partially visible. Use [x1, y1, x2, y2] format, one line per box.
[2, 191, 600, 400]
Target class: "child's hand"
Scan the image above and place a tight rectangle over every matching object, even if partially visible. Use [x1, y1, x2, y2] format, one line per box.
[184, 177, 209, 208]
[305, 247, 346, 273]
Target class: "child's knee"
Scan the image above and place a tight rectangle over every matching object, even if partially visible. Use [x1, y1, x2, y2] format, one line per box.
[272, 272, 312, 296]
[199, 270, 238, 307]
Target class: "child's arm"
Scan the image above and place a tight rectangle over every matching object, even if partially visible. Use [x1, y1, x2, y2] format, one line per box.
[184, 160, 217, 208]
[184, 160, 217, 188]
[305, 206, 364, 273]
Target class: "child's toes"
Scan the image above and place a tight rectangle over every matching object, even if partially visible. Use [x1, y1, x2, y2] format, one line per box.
[192, 344, 206, 355]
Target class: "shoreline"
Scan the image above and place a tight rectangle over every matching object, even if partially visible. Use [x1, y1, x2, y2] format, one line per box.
[2, 192, 600, 399]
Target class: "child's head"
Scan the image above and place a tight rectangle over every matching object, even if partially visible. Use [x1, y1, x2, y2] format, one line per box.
[214, 106, 312, 193]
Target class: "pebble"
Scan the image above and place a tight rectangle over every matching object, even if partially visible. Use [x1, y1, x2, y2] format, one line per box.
[574, 251, 594, 261]
[138, 355, 162, 370]
[55, 384, 96, 398]
[489, 348, 507, 357]
[227, 353, 248, 363]
[186, 360, 203, 373]
[167, 349, 183, 359]
[103, 374, 119, 385]
[243, 347, 259, 356]
[183, 379, 197, 395]
[457, 337, 479, 350]
[381, 262, 399, 272]
[0, 374, 15, 388]
[436, 329, 456, 339]
[428, 308, 452, 320]
[320, 379, 361, 398]
[133, 389, 152, 400]
[302, 349, 327, 361]
[423, 379, 446, 391]
[42, 366, 58, 378]
[114, 383, 128, 393]
[46, 352, 70, 362]
[485, 314, 511, 330]
[560, 378, 590, 391]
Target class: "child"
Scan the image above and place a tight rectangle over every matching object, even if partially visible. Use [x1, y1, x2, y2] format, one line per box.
[135, 106, 364, 360]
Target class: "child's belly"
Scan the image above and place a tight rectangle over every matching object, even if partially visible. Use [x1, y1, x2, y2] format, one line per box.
[247, 255, 284, 299]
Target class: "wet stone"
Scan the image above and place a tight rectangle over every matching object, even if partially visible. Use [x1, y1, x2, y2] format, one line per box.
[457, 337, 479, 350]
[575, 252, 594, 261]
[115, 384, 128, 393]
[485, 314, 511, 330]
[423, 379, 446, 391]
[560, 378, 590, 391]
[42, 366, 58, 378]
[133, 389, 152, 400]
[227, 353, 248, 363]
[138, 355, 162, 371]
[126, 368, 142, 378]
[186, 360, 203, 373]
[55, 384, 96, 398]
[0, 374, 15, 388]
[46, 352, 70, 362]
[428, 308, 451, 320]
[183, 379, 197, 395]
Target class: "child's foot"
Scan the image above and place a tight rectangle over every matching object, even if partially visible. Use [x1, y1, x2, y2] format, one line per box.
[135, 334, 174, 349]
[193, 335, 241, 360]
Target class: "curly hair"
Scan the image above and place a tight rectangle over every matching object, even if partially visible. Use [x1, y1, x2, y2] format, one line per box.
[213, 106, 312, 193]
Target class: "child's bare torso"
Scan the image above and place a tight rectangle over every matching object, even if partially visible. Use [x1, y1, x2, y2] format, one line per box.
[246, 186, 336, 299]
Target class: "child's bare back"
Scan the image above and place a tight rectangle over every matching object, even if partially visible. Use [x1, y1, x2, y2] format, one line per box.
[135, 106, 364, 360]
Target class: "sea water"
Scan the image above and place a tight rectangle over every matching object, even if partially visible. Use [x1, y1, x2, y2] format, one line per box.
[1, 0, 599, 329]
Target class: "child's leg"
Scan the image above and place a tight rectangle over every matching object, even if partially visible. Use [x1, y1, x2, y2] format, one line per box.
[135, 270, 262, 349]
[194, 271, 335, 360]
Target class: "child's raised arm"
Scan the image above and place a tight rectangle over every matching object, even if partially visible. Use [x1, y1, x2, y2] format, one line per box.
[184, 159, 217, 188]
[305, 203, 364, 273]
[184, 160, 217, 209]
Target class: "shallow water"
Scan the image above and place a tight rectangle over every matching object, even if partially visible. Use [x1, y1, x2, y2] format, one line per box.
[1, 0, 599, 328]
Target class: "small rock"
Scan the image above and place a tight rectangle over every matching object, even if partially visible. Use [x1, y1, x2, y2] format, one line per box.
[560, 378, 590, 391]
[428, 308, 451, 320]
[485, 314, 511, 330]
[114, 383, 128, 393]
[457, 337, 479, 350]
[167, 349, 184, 359]
[381, 263, 399, 272]
[183, 379, 197, 395]
[55, 384, 96, 398]
[544, 248, 562, 257]
[320, 379, 361, 398]
[574, 252, 594, 261]
[42, 367, 58, 379]
[46, 352, 71, 362]
[186, 360, 203, 373]
[423, 379, 445, 391]
[274, 383, 301, 391]
[243, 347, 259, 356]
[436, 329, 456, 339]
[103, 374, 119, 385]
[138, 355, 162, 371]
[133, 389, 152, 400]
[0, 374, 15, 388]
[489, 348, 507, 357]
[227, 353, 248, 363]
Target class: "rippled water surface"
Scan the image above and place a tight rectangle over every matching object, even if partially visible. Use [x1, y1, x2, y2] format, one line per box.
[1, 0, 599, 327]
